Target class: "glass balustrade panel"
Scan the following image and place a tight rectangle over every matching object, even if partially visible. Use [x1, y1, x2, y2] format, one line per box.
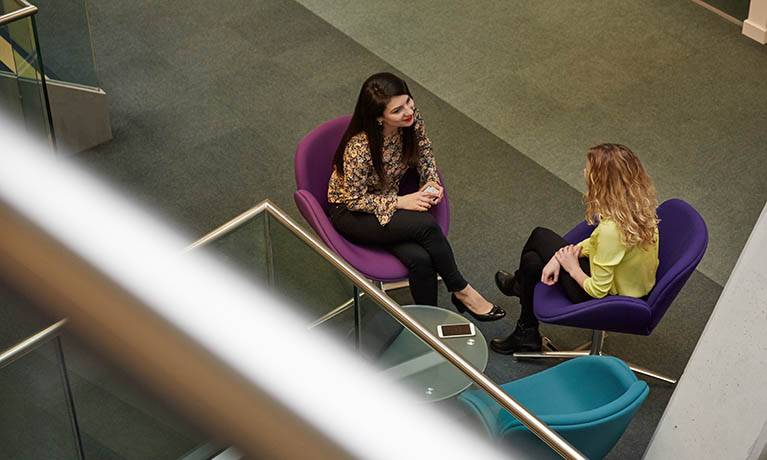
[228, 209, 492, 403]
[59, 335, 208, 460]
[0, 11, 52, 145]
[205, 212, 269, 283]
[32, 0, 99, 88]
[0, 339, 81, 460]
[0, 283, 210, 460]
[267, 213, 358, 341]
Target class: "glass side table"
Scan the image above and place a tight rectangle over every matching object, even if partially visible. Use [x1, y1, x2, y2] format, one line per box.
[376, 304, 488, 402]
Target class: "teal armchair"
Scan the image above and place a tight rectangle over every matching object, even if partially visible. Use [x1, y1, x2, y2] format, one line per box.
[458, 356, 648, 459]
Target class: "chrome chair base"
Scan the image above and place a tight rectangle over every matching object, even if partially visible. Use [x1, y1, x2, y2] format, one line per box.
[514, 330, 678, 384]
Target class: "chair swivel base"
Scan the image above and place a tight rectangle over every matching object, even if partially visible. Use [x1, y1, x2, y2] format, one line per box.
[514, 330, 678, 384]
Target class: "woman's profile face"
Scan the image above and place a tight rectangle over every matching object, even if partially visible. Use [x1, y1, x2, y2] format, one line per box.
[378, 94, 415, 132]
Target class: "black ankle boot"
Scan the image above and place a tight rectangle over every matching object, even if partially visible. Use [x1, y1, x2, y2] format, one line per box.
[495, 270, 521, 297]
[490, 321, 541, 354]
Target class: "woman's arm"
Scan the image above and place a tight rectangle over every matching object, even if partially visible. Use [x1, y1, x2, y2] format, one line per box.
[558, 223, 625, 298]
[413, 109, 441, 185]
[412, 108, 444, 204]
[555, 245, 589, 288]
[541, 255, 561, 285]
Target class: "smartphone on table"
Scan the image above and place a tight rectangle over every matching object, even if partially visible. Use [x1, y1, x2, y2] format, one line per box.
[437, 322, 475, 339]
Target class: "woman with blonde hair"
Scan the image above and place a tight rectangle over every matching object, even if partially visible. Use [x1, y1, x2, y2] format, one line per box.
[491, 144, 659, 353]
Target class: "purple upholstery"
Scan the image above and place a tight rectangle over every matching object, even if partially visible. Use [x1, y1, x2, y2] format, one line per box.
[534, 199, 708, 335]
[294, 115, 450, 283]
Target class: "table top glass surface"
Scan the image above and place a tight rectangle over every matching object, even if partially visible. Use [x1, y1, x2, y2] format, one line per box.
[377, 304, 488, 402]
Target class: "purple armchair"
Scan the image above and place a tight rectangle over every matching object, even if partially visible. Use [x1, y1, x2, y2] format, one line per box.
[294, 115, 450, 285]
[514, 199, 708, 383]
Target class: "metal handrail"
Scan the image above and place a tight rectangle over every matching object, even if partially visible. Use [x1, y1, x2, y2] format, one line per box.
[0, 0, 38, 26]
[0, 318, 67, 369]
[185, 201, 268, 251]
[189, 199, 588, 460]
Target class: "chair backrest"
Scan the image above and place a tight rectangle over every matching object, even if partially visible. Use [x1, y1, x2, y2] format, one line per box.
[294, 115, 352, 215]
[647, 199, 708, 330]
[458, 356, 649, 459]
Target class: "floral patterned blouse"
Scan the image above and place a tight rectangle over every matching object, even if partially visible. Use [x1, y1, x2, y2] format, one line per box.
[327, 107, 440, 226]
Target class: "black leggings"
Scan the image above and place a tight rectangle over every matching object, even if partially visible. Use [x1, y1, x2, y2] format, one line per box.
[329, 204, 468, 306]
[515, 227, 591, 327]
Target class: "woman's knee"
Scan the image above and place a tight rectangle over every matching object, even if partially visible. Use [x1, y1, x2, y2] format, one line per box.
[524, 226, 563, 258]
[413, 213, 442, 240]
[520, 251, 543, 277]
[389, 210, 441, 237]
[529, 226, 554, 242]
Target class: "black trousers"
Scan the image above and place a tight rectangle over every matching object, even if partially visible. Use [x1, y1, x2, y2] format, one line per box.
[515, 227, 591, 327]
[329, 204, 468, 306]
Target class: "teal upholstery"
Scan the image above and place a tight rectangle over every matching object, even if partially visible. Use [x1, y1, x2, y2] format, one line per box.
[458, 356, 648, 459]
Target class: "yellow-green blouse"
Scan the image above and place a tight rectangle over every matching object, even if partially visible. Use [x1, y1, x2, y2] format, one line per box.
[577, 219, 659, 299]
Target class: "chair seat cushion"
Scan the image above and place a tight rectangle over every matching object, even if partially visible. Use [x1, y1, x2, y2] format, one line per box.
[534, 283, 653, 335]
[295, 189, 409, 282]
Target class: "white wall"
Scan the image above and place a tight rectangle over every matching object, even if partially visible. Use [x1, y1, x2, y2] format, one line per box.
[743, 0, 767, 43]
[644, 201, 767, 459]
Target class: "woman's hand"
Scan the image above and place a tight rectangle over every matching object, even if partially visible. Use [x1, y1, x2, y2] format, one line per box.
[420, 181, 443, 204]
[541, 256, 561, 285]
[396, 190, 434, 211]
[555, 245, 582, 274]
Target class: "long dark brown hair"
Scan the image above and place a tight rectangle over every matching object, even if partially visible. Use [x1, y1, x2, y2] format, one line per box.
[333, 73, 418, 183]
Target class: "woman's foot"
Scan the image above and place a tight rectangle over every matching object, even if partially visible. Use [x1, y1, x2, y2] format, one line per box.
[489, 321, 542, 354]
[451, 285, 506, 322]
[453, 284, 493, 314]
[495, 270, 521, 297]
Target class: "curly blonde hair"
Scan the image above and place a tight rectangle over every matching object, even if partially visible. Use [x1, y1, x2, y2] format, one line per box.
[584, 144, 658, 249]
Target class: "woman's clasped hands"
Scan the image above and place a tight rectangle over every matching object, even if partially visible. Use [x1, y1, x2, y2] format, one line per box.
[541, 244, 582, 286]
[396, 181, 443, 211]
[555, 244, 582, 273]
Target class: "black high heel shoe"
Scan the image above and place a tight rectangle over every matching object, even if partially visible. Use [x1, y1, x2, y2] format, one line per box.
[451, 294, 506, 322]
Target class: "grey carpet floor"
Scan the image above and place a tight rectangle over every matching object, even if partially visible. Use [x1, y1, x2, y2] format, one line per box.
[9, 0, 746, 458]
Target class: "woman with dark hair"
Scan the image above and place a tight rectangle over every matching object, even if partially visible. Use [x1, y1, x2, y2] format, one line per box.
[491, 144, 659, 353]
[327, 72, 504, 320]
